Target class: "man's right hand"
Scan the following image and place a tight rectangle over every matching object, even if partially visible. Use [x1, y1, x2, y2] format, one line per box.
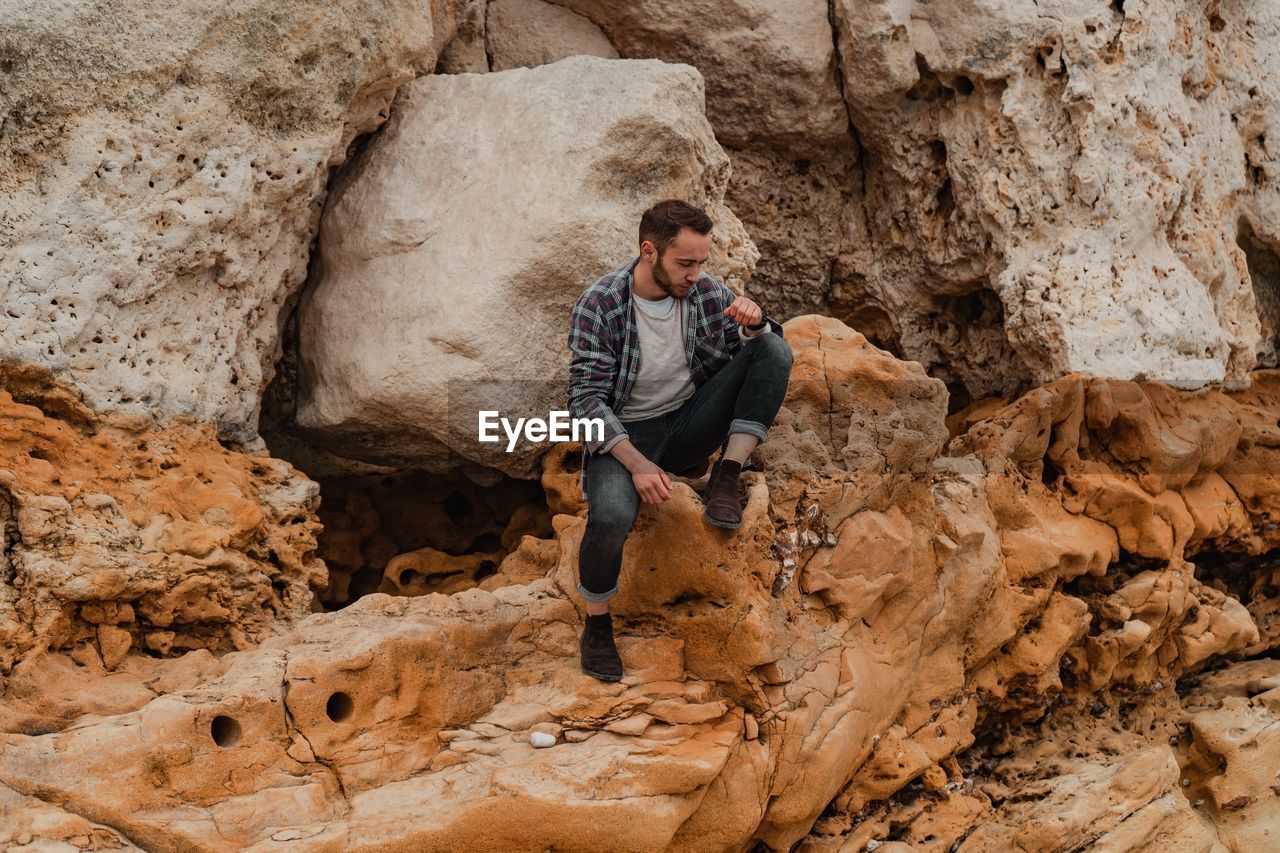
[629, 458, 672, 505]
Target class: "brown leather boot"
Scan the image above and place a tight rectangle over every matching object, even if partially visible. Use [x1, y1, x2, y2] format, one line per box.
[702, 459, 743, 529]
[579, 613, 622, 682]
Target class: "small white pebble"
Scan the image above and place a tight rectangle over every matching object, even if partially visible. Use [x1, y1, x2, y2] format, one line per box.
[529, 731, 556, 748]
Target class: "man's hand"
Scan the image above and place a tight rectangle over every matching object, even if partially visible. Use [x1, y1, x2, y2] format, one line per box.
[608, 439, 672, 504]
[629, 457, 672, 505]
[725, 295, 763, 328]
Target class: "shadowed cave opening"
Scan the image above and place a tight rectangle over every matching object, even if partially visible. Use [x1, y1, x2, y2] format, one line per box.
[1193, 546, 1280, 653]
[258, 347, 554, 609]
[210, 714, 241, 748]
[257, 181, 557, 611]
[309, 468, 551, 609]
[1238, 219, 1280, 367]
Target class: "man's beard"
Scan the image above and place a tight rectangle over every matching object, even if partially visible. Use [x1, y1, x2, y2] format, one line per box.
[652, 252, 686, 299]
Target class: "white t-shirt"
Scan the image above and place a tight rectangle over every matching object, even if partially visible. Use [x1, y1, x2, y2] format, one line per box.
[619, 294, 696, 422]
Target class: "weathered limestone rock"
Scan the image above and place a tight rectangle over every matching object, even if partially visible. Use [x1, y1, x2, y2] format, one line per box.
[548, 0, 848, 151]
[487, 0, 619, 71]
[295, 55, 756, 477]
[431, 0, 1280, 396]
[0, 0, 458, 446]
[727, 148, 860, 320]
[0, 379, 323, 670]
[807, 661, 1280, 851]
[957, 746, 1219, 851]
[438, 0, 491, 74]
[6, 0, 1280, 844]
[1180, 660, 1280, 850]
[830, 0, 1280, 397]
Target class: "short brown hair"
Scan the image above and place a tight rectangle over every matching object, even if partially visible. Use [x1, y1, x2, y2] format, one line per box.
[639, 199, 713, 253]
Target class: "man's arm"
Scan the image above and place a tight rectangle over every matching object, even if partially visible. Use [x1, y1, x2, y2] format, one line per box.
[710, 279, 783, 340]
[567, 296, 673, 504]
[567, 299, 628, 455]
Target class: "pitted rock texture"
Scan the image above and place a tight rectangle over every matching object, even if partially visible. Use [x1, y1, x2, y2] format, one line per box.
[803, 660, 1280, 851]
[7, 1, 1280, 847]
[830, 0, 1280, 397]
[5, 317, 1279, 850]
[0, 378, 323, 676]
[294, 55, 757, 477]
[0, 0, 458, 446]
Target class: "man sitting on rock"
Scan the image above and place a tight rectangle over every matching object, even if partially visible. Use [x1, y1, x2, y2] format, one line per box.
[567, 199, 793, 682]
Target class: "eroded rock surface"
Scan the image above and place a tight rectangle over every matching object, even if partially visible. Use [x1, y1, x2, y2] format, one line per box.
[0, 0, 460, 446]
[5, 1, 1280, 845]
[830, 0, 1280, 397]
[487, 0, 619, 71]
[5, 317, 1279, 849]
[0, 375, 322, 680]
[547, 0, 856, 320]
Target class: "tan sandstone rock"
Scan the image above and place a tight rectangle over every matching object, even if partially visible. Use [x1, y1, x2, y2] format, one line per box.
[5, 317, 1280, 849]
[0, 380, 323, 671]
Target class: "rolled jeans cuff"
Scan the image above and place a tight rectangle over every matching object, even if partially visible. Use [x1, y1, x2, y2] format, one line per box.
[578, 581, 618, 603]
[729, 418, 769, 444]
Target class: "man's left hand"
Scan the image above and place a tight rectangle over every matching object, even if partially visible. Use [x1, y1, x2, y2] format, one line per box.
[725, 296, 763, 328]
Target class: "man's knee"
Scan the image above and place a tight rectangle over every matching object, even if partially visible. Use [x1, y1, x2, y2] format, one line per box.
[586, 500, 638, 540]
[754, 333, 793, 368]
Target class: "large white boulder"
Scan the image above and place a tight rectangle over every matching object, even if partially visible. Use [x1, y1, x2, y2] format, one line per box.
[0, 0, 460, 445]
[294, 55, 756, 477]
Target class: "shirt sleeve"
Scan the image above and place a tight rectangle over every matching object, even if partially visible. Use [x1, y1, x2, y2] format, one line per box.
[567, 298, 629, 455]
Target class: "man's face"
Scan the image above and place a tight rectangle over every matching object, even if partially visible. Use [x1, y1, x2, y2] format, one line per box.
[648, 228, 713, 299]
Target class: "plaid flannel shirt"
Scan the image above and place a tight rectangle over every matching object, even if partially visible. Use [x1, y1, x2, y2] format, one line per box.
[567, 257, 781, 497]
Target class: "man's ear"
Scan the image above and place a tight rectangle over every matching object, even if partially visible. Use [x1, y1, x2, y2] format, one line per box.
[640, 239, 656, 260]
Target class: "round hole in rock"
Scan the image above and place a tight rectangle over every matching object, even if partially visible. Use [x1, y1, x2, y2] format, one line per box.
[210, 715, 241, 747]
[326, 691, 355, 722]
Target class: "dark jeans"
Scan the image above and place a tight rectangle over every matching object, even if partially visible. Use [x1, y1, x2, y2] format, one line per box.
[577, 333, 793, 601]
